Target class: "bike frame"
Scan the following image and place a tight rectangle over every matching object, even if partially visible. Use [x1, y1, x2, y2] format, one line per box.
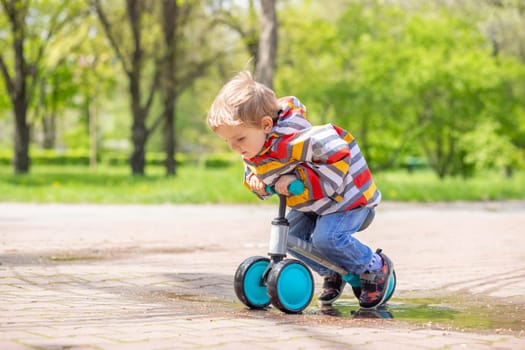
[267, 194, 364, 287]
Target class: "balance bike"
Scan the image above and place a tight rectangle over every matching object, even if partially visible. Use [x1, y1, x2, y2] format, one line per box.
[233, 180, 396, 314]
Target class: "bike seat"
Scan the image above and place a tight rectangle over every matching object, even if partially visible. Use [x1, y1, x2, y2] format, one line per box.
[357, 208, 375, 232]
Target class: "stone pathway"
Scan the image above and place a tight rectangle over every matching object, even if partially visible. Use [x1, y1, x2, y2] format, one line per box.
[1, 202, 524, 349]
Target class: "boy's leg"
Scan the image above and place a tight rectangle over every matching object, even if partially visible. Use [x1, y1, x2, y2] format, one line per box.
[311, 207, 375, 274]
[311, 207, 394, 308]
[286, 210, 345, 305]
[286, 210, 328, 275]
[359, 249, 394, 309]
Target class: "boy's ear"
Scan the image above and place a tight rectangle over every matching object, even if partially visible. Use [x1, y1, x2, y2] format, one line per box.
[261, 116, 274, 133]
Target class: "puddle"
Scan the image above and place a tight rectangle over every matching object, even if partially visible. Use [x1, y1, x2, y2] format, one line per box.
[308, 295, 525, 334]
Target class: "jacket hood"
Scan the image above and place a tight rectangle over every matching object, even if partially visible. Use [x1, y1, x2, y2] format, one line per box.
[272, 96, 312, 135]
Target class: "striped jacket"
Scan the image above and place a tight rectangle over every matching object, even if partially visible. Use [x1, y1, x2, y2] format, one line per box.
[244, 96, 381, 215]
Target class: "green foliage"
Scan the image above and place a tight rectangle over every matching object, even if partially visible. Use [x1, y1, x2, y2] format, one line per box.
[399, 12, 525, 177]
[0, 149, 90, 166]
[0, 85, 9, 112]
[0, 164, 261, 204]
[0, 164, 523, 203]
[0, 150, 11, 165]
[403, 156, 429, 173]
[31, 149, 92, 166]
[458, 120, 524, 172]
[0, 149, 191, 167]
[376, 169, 525, 202]
[203, 153, 239, 169]
[276, 1, 525, 178]
[1, 0, 524, 180]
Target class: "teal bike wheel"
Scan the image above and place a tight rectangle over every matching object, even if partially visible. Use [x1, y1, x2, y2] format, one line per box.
[267, 259, 314, 314]
[234, 256, 271, 309]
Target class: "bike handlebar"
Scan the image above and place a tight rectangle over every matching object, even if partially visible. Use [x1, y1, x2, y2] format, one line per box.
[265, 179, 304, 196]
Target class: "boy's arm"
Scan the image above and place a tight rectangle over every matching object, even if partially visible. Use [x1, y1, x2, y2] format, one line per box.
[243, 165, 272, 200]
[291, 125, 351, 201]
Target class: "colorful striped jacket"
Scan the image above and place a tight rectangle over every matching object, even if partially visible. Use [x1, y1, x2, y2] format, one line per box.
[244, 96, 381, 215]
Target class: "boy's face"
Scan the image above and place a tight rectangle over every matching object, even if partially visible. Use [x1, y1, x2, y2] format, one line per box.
[215, 116, 273, 159]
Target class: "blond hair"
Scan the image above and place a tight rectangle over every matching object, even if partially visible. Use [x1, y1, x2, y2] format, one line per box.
[207, 71, 280, 130]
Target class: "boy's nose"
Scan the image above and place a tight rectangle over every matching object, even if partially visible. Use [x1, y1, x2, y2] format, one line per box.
[230, 143, 241, 153]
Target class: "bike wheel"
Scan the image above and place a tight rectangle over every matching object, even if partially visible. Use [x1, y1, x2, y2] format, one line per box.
[267, 259, 314, 314]
[233, 256, 271, 309]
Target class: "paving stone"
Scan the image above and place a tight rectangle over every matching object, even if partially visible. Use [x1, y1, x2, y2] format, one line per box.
[0, 202, 524, 349]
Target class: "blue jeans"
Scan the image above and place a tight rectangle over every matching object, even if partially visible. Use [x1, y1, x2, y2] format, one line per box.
[286, 207, 374, 276]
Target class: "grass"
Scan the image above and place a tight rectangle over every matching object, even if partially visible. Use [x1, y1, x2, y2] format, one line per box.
[0, 163, 259, 204]
[375, 170, 525, 202]
[0, 163, 523, 203]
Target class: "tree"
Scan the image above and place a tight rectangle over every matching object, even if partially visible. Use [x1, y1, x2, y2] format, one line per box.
[481, 0, 525, 173]
[35, 35, 86, 150]
[73, 19, 118, 169]
[94, 0, 161, 175]
[159, 0, 178, 176]
[0, 0, 32, 173]
[0, 0, 84, 173]
[157, 0, 223, 176]
[95, 0, 226, 176]
[255, 0, 277, 88]
[212, 0, 259, 71]
[275, 1, 524, 178]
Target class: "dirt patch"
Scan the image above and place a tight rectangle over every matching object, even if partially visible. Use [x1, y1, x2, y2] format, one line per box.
[0, 245, 222, 265]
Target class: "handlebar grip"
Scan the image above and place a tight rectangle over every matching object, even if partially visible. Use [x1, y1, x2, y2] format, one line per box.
[265, 180, 304, 196]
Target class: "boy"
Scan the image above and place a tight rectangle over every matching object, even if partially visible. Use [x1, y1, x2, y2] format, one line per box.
[207, 71, 394, 309]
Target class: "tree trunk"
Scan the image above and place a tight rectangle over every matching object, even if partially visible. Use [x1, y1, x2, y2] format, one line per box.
[255, 0, 277, 89]
[128, 0, 147, 175]
[0, 0, 40, 174]
[42, 113, 56, 149]
[161, 0, 178, 176]
[11, 2, 30, 174]
[130, 76, 147, 175]
[130, 122, 146, 175]
[88, 96, 97, 170]
[42, 79, 57, 149]
[13, 96, 30, 174]
[164, 99, 176, 175]
[95, 0, 161, 175]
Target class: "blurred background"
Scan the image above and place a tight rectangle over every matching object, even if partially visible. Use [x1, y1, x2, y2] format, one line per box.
[0, 0, 524, 203]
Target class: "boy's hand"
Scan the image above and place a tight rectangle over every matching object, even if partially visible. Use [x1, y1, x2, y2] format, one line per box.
[248, 175, 268, 196]
[274, 174, 298, 196]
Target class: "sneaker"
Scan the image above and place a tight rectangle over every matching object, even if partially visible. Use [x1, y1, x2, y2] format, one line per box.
[318, 273, 346, 306]
[359, 249, 394, 309]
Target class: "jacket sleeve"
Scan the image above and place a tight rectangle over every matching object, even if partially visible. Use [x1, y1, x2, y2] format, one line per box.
[289, 125, 351, 203]
[243, 164, 272, 200]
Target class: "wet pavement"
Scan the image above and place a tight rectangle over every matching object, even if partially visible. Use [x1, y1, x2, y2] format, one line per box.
[1, 202, 524, 349]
